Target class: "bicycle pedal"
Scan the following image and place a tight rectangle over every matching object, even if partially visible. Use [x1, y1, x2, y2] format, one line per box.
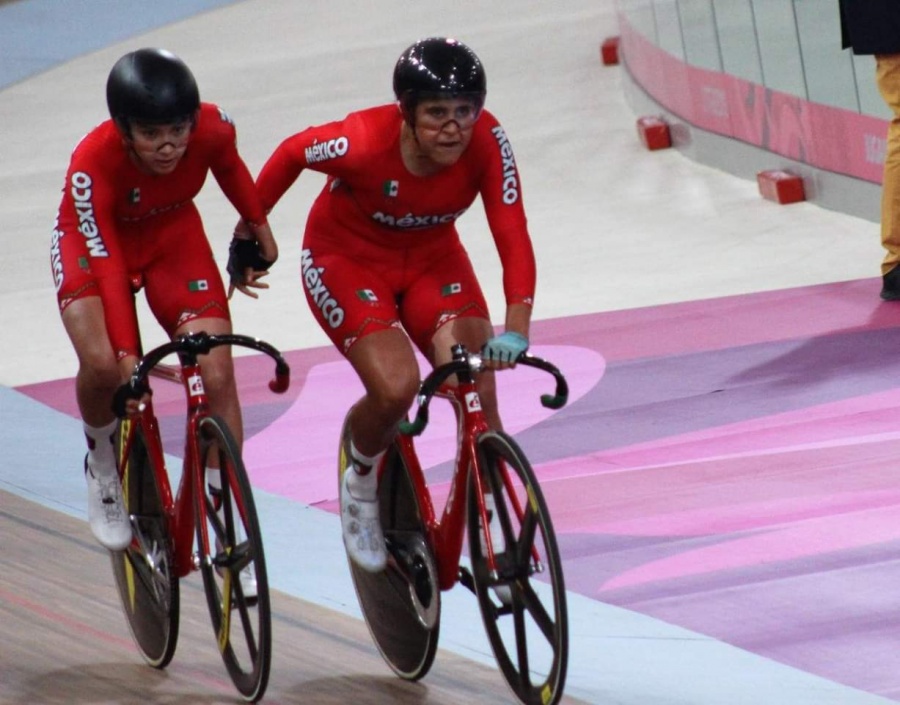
[493, 601, 513, 616]
[236, 592, 258, 609]
[458, 566, 476, 594]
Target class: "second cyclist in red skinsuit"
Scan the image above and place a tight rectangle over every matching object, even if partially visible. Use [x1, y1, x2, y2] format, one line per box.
[52, 48, 276, 554]
[54, 102, 267, 358]
[241, 37, 536, 573]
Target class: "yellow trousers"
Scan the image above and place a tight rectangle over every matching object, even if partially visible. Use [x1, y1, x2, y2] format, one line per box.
[876, 53, 900, 274]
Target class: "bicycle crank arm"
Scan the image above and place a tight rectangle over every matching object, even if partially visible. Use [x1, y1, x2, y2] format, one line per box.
[384, 534, 439, 629]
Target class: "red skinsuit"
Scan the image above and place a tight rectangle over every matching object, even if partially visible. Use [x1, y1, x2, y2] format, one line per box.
[256, 104, 536, 354]
[51, 103, 266, 359]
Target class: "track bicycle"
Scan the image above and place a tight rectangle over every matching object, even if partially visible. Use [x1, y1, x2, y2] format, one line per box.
[338, 343, 569, 705]
[110, 331, 290, 703]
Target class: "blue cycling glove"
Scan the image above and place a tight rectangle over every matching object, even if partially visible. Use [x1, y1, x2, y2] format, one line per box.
[482, 331, 529, 364]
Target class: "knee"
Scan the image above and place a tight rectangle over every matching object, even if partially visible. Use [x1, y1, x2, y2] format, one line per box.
[369, 367, 420, 419]
[77, 345, 120, 393]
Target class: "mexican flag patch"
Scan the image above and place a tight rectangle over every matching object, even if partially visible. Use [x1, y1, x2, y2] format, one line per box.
[356, 288, 378, 302]
[383, 180, 399, 197]
[441, 282, 462, 296]
[189, 279, 209, 292]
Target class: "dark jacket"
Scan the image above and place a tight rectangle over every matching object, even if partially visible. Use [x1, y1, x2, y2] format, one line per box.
[840, 0, 900, 55]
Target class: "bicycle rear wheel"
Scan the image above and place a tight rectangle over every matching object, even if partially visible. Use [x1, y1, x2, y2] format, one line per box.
[467, 430, 568, 705]
[339, 420, 440, 681]
[110, 418, 179, 669]
[196, 415, 271, 703]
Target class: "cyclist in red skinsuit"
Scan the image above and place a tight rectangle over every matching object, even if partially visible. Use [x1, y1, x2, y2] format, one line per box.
[241, 37, 535, 572]
[52, 48, 276, 552]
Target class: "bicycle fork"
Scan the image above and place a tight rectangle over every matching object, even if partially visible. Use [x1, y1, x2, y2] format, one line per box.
[173, 357, 211, 577]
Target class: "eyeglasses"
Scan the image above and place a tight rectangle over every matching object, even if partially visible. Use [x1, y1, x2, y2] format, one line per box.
[415, 100, 483, 131]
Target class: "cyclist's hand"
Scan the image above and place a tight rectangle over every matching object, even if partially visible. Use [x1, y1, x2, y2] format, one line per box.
[227, 237, 274, 300]
[482, 331, 528, 369]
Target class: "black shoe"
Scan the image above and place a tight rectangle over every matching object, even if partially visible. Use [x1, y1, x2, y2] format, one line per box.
[881, 267, 900, 301]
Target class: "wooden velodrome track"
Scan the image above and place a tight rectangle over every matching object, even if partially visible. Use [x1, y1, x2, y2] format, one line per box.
[0, 488, 589, 704]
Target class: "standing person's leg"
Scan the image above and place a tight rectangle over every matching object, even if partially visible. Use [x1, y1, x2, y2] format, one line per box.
[875, 54, 900, 297]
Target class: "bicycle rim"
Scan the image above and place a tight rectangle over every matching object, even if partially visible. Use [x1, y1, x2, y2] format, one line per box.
[196, 415, 271, 703]
[468, 431, 568, 705]
[111, 419, 180, 668]
[341, 425, 440, 681]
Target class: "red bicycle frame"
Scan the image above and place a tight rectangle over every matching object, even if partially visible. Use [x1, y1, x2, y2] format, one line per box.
[389, 376, 518, 591]
[117, 357, 206, 579]
[118, 353, 256, 580]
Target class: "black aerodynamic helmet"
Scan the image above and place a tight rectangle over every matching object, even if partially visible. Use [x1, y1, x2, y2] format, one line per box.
[106, 48, 200, 132]
[393, 37, 486, 124]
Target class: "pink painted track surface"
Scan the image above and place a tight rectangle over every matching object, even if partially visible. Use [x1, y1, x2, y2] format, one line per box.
[20, 276, 900, 699]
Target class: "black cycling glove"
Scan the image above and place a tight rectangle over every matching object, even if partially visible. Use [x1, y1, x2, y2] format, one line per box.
[227, 238, 272, 285]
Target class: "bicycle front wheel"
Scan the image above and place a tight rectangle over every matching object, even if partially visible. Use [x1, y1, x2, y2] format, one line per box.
[195, 415, 271, 703]
[111, 417, 180, 669]
[467, 430, 568, 705]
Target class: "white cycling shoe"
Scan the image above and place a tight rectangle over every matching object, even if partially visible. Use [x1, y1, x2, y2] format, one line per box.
[85, 456, 132, 551]
[236, 565, 258, 602]
[340, 465, 387, 573]
[214, 550, 258, 602]
[209, 481, 259, 602]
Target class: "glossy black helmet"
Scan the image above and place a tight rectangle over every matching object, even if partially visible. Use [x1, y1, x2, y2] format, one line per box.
[393, 37, 486, 124]
[106, 48, 200, 131]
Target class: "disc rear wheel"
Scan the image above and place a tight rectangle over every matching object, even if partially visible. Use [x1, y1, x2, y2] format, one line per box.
[340, 420, 440, 680]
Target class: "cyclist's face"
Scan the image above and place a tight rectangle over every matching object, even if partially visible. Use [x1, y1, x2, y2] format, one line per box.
[413, 97, 481, 166]
[127, 120, 192, 175]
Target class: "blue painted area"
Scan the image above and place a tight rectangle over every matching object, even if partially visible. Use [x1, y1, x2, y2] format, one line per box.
[0, 0, 242, 90]
[0, 385, 182, 516]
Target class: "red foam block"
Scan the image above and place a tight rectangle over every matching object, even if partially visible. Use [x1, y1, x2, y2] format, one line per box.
[636, 116, 671, 151]
[601, 36, 620, 66]
[756, 170, 805, 204]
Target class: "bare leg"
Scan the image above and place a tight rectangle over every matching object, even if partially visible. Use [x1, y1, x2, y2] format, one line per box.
[345, 327, 421, 457]
[61, 295, 133, 550]
[62, 297, 120, 428]
[339, 328, 419, 572]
